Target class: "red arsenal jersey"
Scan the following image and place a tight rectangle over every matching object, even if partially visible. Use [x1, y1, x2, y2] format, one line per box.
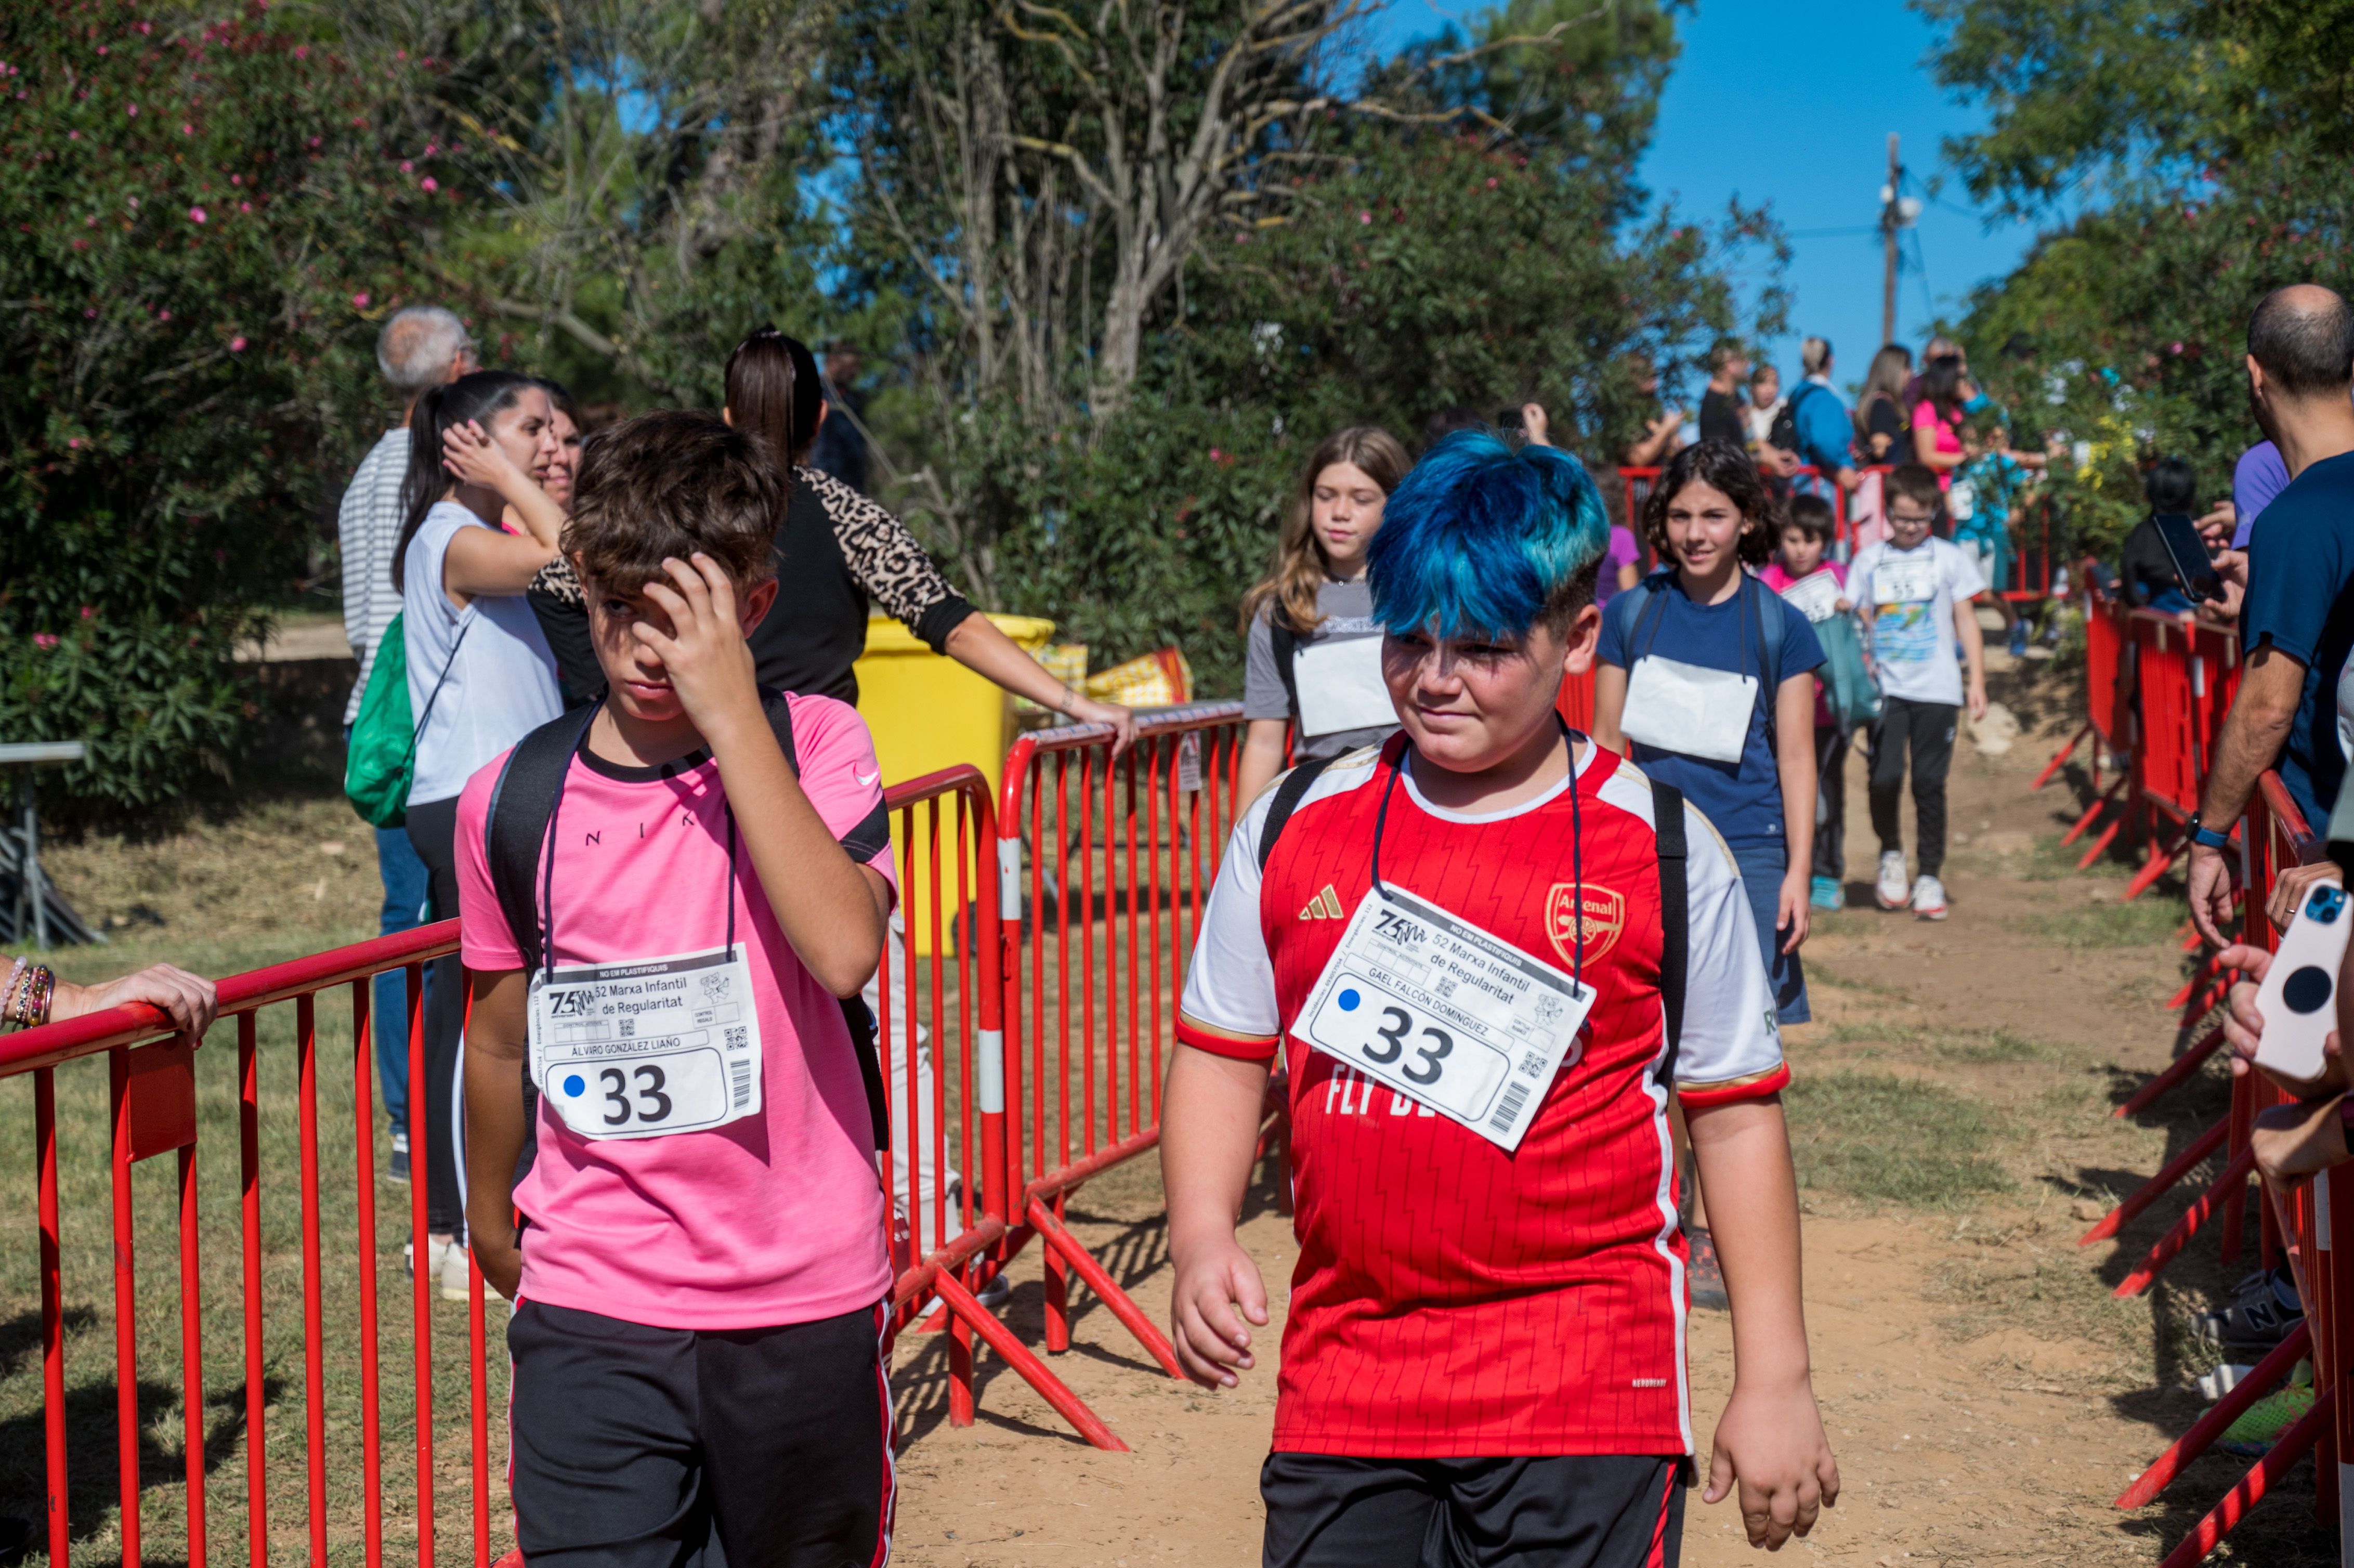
[1177, 735, 1785, 1458]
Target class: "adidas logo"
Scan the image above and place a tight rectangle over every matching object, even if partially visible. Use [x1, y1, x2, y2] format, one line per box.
[1298, 884, 1345, 921]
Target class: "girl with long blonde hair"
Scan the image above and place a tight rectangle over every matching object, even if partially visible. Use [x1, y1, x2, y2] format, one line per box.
[1234, 426, 1411, 805]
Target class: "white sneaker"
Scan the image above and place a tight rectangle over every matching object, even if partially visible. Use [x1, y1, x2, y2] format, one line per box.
[404, 1234, 454, 1280]
[439, 1239, 477, 1303]
[1875, 851, 1910, 910]
[1911, 874, 1950, 921]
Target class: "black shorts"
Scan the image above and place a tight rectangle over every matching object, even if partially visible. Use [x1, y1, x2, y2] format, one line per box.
[507, 1299, 894, 1568]
[1261, 1452, 1686, 1568]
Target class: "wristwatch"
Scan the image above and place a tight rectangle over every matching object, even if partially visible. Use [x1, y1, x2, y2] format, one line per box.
[2185, 814, 2232, 851]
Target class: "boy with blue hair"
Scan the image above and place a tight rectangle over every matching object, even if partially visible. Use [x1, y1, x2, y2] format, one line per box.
[1163, 432, 1838, 1565]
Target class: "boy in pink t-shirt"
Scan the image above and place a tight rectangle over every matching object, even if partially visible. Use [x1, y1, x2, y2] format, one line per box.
[1761, 494, 1855, 912]
[458, 412, 899, 1567]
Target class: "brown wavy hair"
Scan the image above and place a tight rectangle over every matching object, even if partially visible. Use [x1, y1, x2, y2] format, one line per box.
[1639, 439, 1778, 568]
[1238, 426, 1411, 635]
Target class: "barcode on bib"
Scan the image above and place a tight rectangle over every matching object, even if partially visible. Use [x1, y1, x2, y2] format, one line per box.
[1489, 1078, 1532, 1132]
[729, 1056, 753, 1108]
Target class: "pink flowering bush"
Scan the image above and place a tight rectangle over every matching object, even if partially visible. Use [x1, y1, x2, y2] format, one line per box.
[1, 1, 436, 811]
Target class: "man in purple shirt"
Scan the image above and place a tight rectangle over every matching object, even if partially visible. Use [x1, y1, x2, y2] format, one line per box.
[2232, 440, 2292, 547]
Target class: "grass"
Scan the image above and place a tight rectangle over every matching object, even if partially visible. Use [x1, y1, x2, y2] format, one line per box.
[1783, 1072, 2011, 1208]
[2029, 891, 2194, 949]
[1814, 1021, 2047, 1064]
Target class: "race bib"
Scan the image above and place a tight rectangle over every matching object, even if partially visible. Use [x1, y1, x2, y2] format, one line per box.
[1620, 653, 1758, 765]
[1296, 884, 1596, 1152]
[1778, 568, 1843, 625]
[1872, 552, 1939, 608]
[528, 945, 763, 1141]
[1294, 634, 1396, 737]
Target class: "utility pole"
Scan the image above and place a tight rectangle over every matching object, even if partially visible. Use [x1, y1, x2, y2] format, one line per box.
[1880, 133, 1902, 349]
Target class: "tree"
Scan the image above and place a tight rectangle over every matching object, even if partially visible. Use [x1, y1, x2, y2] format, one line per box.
[831, 0, 1778, 691]
[336, 0, 838, 406]
[0, 0, 437, 811]
[1927, 0, 2354, 562]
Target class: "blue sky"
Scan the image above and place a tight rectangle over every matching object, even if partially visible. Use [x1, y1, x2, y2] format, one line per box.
[1370, 0, 2070, 396]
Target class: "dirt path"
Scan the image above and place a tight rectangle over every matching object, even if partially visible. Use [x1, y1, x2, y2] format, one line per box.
[888, 656, 2332, 1567]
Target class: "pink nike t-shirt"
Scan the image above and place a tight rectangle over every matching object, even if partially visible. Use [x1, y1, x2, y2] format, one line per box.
[455, 693, 896, 1330]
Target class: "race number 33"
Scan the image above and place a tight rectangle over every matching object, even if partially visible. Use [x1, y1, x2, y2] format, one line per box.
[528, 945, 764, 1142]
[1299, 884, 1594, 1152]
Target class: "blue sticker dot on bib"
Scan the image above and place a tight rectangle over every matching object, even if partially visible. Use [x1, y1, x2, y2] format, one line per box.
[563, 1074, 586, 1098]
[1338, 988, 1361, 1011]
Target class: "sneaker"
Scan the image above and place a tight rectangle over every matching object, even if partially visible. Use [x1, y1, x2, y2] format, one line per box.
[2007, 621, 2030, 658]
[387, 1130, 410, 1186]
[439, 1240, 475, 1303]
[1911, 874, 1950, 921]
[404, 1234, 454, 1282]
[1686, 1226, 1729, 1311]
[1809, 874, 1844, 911]
[2193, 1266, 2304, 1357]
[2220, 1378, 2317, 1457]
[975, 1272, 1012, 1310]
[1875, 851, 1910, 910]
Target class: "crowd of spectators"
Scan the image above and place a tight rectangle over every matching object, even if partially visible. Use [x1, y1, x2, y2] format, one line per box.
[331, 309, 1140, 1297]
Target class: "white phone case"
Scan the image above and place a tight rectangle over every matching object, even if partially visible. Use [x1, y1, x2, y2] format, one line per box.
[2254, 880, 2353, 1084]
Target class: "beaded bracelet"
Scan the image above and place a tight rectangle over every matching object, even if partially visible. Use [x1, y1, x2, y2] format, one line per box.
[3, 961, 55, 1030]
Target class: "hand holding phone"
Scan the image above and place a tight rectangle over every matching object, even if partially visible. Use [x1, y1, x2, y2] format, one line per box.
[2151, 511, 2228, 604]
[2253, 880, 2353, 1088]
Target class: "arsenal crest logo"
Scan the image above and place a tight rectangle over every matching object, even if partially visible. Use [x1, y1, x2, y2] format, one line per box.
[1547, 883, 1624, 969]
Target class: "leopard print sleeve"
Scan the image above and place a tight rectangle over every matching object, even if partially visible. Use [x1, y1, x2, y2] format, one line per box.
[797, 465, 977, 652]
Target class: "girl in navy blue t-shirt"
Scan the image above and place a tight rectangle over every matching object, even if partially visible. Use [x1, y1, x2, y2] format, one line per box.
[1592, 440, 1824, 1026]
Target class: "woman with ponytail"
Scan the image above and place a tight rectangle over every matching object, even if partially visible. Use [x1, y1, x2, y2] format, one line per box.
[529, 328, 1136, 735]
[395, 369, 567, 1298]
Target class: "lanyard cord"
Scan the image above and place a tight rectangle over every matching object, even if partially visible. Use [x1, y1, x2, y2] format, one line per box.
[541, 702, 740, 980]
[1369, 719, 1587, 991]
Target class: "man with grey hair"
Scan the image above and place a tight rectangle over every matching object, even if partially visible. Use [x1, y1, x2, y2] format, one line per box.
[338, 303, 476, 1182]
[2186, 283, 2354, 944]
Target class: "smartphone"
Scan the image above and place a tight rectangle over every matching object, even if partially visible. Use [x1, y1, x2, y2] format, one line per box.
[2150, 511, 2227, 604]
[2254, 880, 2352, 1085]
[1497, 409, 1526, 432]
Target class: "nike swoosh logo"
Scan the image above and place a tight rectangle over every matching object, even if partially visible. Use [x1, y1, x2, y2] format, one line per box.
[856, 769, 881, 787]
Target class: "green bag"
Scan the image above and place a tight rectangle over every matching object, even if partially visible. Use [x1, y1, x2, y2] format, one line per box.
[343, 612, 469, 829]
[1814, 611, 1881, 735]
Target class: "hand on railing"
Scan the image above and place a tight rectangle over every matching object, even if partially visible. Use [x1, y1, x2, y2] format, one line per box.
[2249, 1093, 2352, 1185]
[46, 962, 218, 1038]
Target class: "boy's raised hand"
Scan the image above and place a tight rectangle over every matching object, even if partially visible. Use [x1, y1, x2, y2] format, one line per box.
[1706, 1377, 1840, 1549]
[1169, 1234, 1270, 1389]
[633, 554, 765, 735]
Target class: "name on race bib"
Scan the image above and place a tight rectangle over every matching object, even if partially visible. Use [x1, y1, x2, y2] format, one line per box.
[1297, 884, 1595, 1152]
[527, 945, 763, 1141]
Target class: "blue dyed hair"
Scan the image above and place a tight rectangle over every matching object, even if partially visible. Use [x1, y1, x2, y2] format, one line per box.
[1368, 431, 1612, 638]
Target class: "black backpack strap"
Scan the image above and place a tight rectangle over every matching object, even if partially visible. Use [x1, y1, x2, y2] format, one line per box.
[1270, 618, 1302, 721]
[483, 704, 601, 974]
[1257, 752, 1343, 872]
[1651, 774, 1689, 1078]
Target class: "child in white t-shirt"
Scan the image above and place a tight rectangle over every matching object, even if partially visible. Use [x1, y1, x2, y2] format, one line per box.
[1845, 463, 1986, 921]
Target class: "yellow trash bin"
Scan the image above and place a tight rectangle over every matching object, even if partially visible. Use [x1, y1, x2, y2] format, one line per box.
[854, 612, 1054, 953]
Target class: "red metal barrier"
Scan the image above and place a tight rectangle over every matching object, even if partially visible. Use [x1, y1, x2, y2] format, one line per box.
[869, 765, 1123, 1449]
[995, 702, 1247, 1412]
[2, 922, 492, 1568]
